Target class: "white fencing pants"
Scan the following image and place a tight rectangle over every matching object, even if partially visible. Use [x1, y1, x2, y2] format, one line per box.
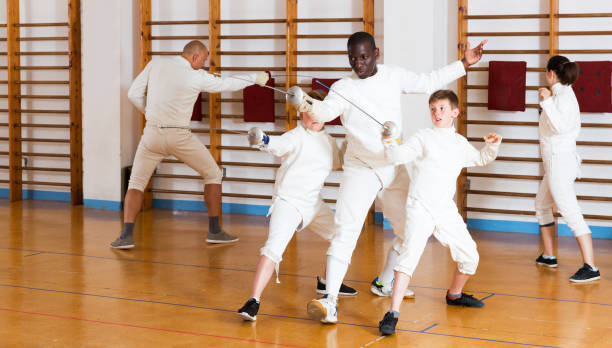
[394, 198, 479, 276]
[327, 164, 407, 265]
[261, 199, 335, 265]
[535, 153, 590, 236]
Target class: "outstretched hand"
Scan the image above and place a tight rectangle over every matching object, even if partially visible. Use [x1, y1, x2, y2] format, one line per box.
[462, 40, 487, 68]
[483, 132, 501, 144]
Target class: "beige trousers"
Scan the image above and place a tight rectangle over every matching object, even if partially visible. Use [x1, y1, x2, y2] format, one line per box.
[128, 126, 222, 192]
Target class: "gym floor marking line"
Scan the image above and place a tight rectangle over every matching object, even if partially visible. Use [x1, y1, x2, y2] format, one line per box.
[0, 283, 562, 348]
[0, 307, 307, 348]
[1, 246, 609, 307]
[480, 293, 496, 302]
[421, 323, 438, 332]
[360, 335, 386, 347]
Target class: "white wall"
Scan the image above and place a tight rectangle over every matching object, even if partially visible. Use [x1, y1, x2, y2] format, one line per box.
[82, 0, 138, 204]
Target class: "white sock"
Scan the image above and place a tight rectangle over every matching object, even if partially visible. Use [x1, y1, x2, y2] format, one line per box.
[325, 255, 349, 299]
[542, 254, 556, 260]
[379, 248, 399, 285]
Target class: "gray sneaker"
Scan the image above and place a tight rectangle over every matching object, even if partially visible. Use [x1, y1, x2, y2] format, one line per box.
[206, 230, 239, 244]
[110, 235, 134, 249]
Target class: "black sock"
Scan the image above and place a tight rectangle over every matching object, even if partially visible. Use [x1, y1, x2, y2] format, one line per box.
[121, 223, 134, 238]
[209, 216, 221, 234]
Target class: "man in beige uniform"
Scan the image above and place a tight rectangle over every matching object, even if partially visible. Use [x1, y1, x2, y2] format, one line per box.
[110, 40, 268, 249]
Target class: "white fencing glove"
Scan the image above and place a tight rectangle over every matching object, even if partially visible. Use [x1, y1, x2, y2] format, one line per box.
[248, 127, 269, 147]
[286, 86, 319, 115]
[381, 121, 401, 147]
[256, 72, 270, 86]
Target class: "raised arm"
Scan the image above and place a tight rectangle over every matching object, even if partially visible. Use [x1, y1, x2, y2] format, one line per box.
[539, 89, 580, 134]
[396, 61, 466, 95]
[248, 127, 296, 157]
[195, 71, 267, 93]
[127, 62, 153, 113]
[290, 81, 350, 123]
[463, 133, 501, 167]
[384, 131, 425, 165]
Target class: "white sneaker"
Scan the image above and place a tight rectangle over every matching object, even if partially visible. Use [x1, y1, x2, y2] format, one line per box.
[307, 295, 337, 324]
[370, 277, 415, 299]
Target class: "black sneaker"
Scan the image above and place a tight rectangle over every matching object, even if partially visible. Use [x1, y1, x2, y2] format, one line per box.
[237, 298, 259, 321]
[446, 292, 485, 308]
[536, 254, 558, 268]
[316, 276, 358, 296]
[569, 264, 600, 283]
[378, 311, 398, 335]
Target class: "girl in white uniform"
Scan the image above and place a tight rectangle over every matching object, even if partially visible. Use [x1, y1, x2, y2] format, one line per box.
[534, 55, 600, 283]
[378, 90, 501, 335]
[237, 92, 355, 321]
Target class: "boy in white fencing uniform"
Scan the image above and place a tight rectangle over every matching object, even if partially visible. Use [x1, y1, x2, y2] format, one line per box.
[291, 32, 486, 323]
[237, 91, 356, 321]
[378, 90, 501, 335]
[110, 40, 268, 249]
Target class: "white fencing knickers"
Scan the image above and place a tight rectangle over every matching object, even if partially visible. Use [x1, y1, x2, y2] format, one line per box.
[128, 126, 222, 192]
[394, 197, 479, 276]
[327, 163, 408, 265]
[261, 198, 335, 268]
[535, 151, 590, 236]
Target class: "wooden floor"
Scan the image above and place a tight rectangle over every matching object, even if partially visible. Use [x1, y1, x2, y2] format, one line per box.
[0, 200, 610, 347]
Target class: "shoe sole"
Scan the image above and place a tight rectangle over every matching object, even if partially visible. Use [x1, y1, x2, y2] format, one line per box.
[110, 244, 134, 250]
[569, 276, 600, 283]
[380, 328, 396, 336]
[536, 261, 558, 268]
[206, 238, 239, 244]
[238, 312, 256, 321]
[370, 286, 415, 299]
[306, 301, 337, 324]
[316, 289, 358, 296]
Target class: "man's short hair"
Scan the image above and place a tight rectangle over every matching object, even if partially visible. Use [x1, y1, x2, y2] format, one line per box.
[347, 31, 376, 50]
[183, 40, 207, 55]
[429, 90, 459, 109]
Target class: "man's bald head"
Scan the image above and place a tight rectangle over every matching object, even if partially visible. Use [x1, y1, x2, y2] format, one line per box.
[182, 40, 208, 70]
[183, 40, 207, 55]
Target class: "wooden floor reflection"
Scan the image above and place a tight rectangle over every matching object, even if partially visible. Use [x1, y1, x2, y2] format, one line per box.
[0, 200, 610, 347]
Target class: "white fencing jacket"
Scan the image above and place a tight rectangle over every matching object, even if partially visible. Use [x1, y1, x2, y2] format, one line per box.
[386, 126, 500, 206]
[311, 62, 466, 169]
[539, 82, 581, 159]
[128, 56, 257, 127]
[261, 125, 343, 227]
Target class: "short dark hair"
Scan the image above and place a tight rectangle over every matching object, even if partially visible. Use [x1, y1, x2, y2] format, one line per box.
[546, 55, 579, 85]
[429, 90, 459, 109]
[347, 31, 376, 50]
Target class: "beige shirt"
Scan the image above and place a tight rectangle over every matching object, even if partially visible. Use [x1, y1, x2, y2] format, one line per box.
[128, 56, 257, 127]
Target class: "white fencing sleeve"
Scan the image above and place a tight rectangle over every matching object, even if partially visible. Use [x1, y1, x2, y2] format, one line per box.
[311, 80, 350, 123]
[385, 131, 425, 165]
[396, 61, 466, 94]
[194, 71, 257, 93]
[127, 61, 153, 113]
[260, 131, 297, 157]
[539, 94, 579, 135]
[463, 138, 501, 167]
